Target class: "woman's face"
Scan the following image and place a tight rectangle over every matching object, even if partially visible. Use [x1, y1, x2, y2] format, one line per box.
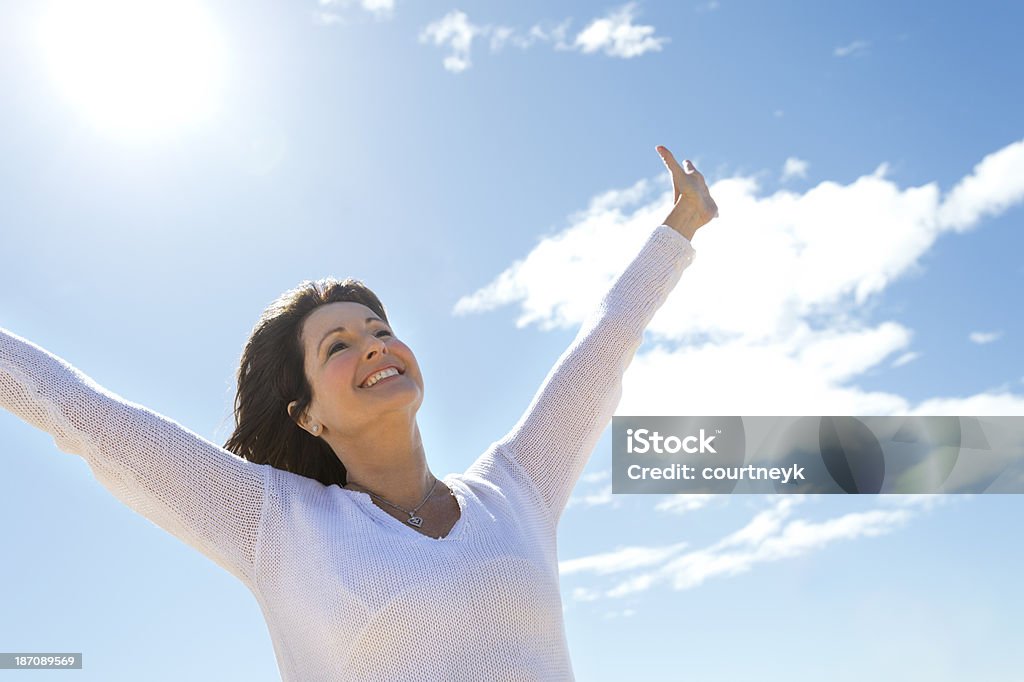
[296, 301, 424, 436]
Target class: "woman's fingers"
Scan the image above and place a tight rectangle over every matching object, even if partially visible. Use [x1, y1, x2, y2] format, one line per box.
[682, 159, 704, 179]
[658, 146, 704, 182]
[656, 145, 683, 201]
[657, 145, 709, 199]
[656, 144, 720, 228]
[657, 145, 698, 175]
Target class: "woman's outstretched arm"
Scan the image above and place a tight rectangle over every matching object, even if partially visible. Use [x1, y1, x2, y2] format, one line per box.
[0, 327, 268, 589]
[494, 224, 696, 527]
[495, 146, 716, 528]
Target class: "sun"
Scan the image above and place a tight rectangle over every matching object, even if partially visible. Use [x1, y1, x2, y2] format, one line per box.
[37, 0, 228, 140]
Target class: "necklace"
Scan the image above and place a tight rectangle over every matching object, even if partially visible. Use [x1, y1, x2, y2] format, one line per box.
[345, 476, 439, 528]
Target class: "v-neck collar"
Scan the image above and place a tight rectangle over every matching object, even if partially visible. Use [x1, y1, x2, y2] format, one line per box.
[340, 474, 469, 543]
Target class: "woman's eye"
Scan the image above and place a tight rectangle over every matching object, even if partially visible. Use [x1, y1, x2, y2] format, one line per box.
[328, 330, 390, 356]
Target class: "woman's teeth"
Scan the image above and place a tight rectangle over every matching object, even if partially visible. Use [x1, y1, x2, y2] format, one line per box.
[362, 367, 400, 388]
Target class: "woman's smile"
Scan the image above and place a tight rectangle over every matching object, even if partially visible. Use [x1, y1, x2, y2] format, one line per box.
[360, 371, 404, 389]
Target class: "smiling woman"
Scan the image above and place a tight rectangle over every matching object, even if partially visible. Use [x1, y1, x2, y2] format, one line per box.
[0, 146, 717, 680]
[35, 0, 227, 138]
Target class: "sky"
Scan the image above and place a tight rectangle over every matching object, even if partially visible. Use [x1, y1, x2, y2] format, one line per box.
[1, 0, 1023, 679]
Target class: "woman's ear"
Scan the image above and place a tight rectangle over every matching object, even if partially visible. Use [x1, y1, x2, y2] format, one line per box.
[288, 400, 321, 436]
[287, 400, 302, 423]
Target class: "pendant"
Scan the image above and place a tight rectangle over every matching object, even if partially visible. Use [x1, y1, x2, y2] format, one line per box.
[407, 515, 423, 527]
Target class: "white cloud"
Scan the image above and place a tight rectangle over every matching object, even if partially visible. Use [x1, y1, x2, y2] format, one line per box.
[938, 139, 1024, 231]
[419, 3, 665, 72]
[566, 470, 621, 510]
[315, 0, 395, 24]
[875, 494, 955, 512]
[834, 40, 870, 57]
[910, 391, 1024, 415]
[318, 1, 669, 70]
[561, 498, 981, 608]
[560, 540, 690, 577]
[565, 484, 620, 511]
[601, 607, 637, 619]
[781, 156, 809, 182]
[360, 0, 393, 13]
[488, 26, 515, 52]
[969, 331, 1002, 345]
[560, 497, 917, 601]
[418, 10, 479, 73]
[490, 20, 574, 53]
[582, 470, 611, 484]
[891, 351, 920, 367]
[454, 138, 1024, 417]
[313, 11, 343, 26]
[572, 2, 668, 58]
[653, 494, 715, 514]
[571, 586, 602, 602]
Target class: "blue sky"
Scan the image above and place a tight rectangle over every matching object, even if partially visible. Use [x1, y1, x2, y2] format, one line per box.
[1, 0, 1023, 679]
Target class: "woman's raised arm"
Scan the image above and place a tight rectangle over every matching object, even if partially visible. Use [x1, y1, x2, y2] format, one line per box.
[0, 327, 268, 589]
[494, 224, 697, 527]
[494, 147, 716, 528]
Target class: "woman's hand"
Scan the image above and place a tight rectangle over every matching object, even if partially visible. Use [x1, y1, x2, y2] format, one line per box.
[656, 145, 719, 241]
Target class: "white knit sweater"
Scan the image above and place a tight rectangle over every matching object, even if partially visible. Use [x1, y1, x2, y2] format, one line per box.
[0, 224, 696, 681]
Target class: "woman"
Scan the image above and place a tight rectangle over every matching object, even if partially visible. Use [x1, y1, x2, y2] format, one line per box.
[0, 145, 717, 681]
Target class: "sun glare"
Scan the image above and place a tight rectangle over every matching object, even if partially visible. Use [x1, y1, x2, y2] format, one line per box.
[37, 0, 228, 139]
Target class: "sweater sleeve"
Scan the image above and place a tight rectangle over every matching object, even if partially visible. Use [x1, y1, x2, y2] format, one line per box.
[0, 327, 268, 588]
[494, 224, 697, 527]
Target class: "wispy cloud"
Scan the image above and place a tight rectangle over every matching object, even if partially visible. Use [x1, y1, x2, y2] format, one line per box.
[418, 10, 478, 73]
[876, 493, 953, 512]
[891, 351, 920, 367]
[654, 494, 716, 514]
[568, 478, 719, 513]
[572, 2, 668, 58]
[834, 39, 870, 57]
[454, 139, 1024, 416]
[560, 497, 921, 602]
[571, 586, 603, 602]
[419, 3, 667, 73]
[488, 22, 573, 53]
[561, 540, 690, 577]
[566, 470, 620, 509]
[315, 0, 395, 25]
[969, 331, 1002, 345]
[601, 608, 636, 619]
[781, 156, 809, 182]
[565, 484, 620, 510]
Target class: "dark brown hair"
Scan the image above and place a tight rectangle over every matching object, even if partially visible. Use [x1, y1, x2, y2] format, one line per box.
[224, 277, 388, 488]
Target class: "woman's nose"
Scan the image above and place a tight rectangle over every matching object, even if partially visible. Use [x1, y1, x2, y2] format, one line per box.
[365, 338, 388, 360]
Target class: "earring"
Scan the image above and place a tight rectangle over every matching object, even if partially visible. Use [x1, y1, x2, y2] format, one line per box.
[311, 424, 320, 434]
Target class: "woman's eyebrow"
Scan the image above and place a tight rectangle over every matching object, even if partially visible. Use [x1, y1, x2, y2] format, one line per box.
[317, 317, 384, 355]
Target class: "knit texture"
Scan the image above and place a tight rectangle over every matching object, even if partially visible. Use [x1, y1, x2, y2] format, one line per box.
[1, 223, 696, 681]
